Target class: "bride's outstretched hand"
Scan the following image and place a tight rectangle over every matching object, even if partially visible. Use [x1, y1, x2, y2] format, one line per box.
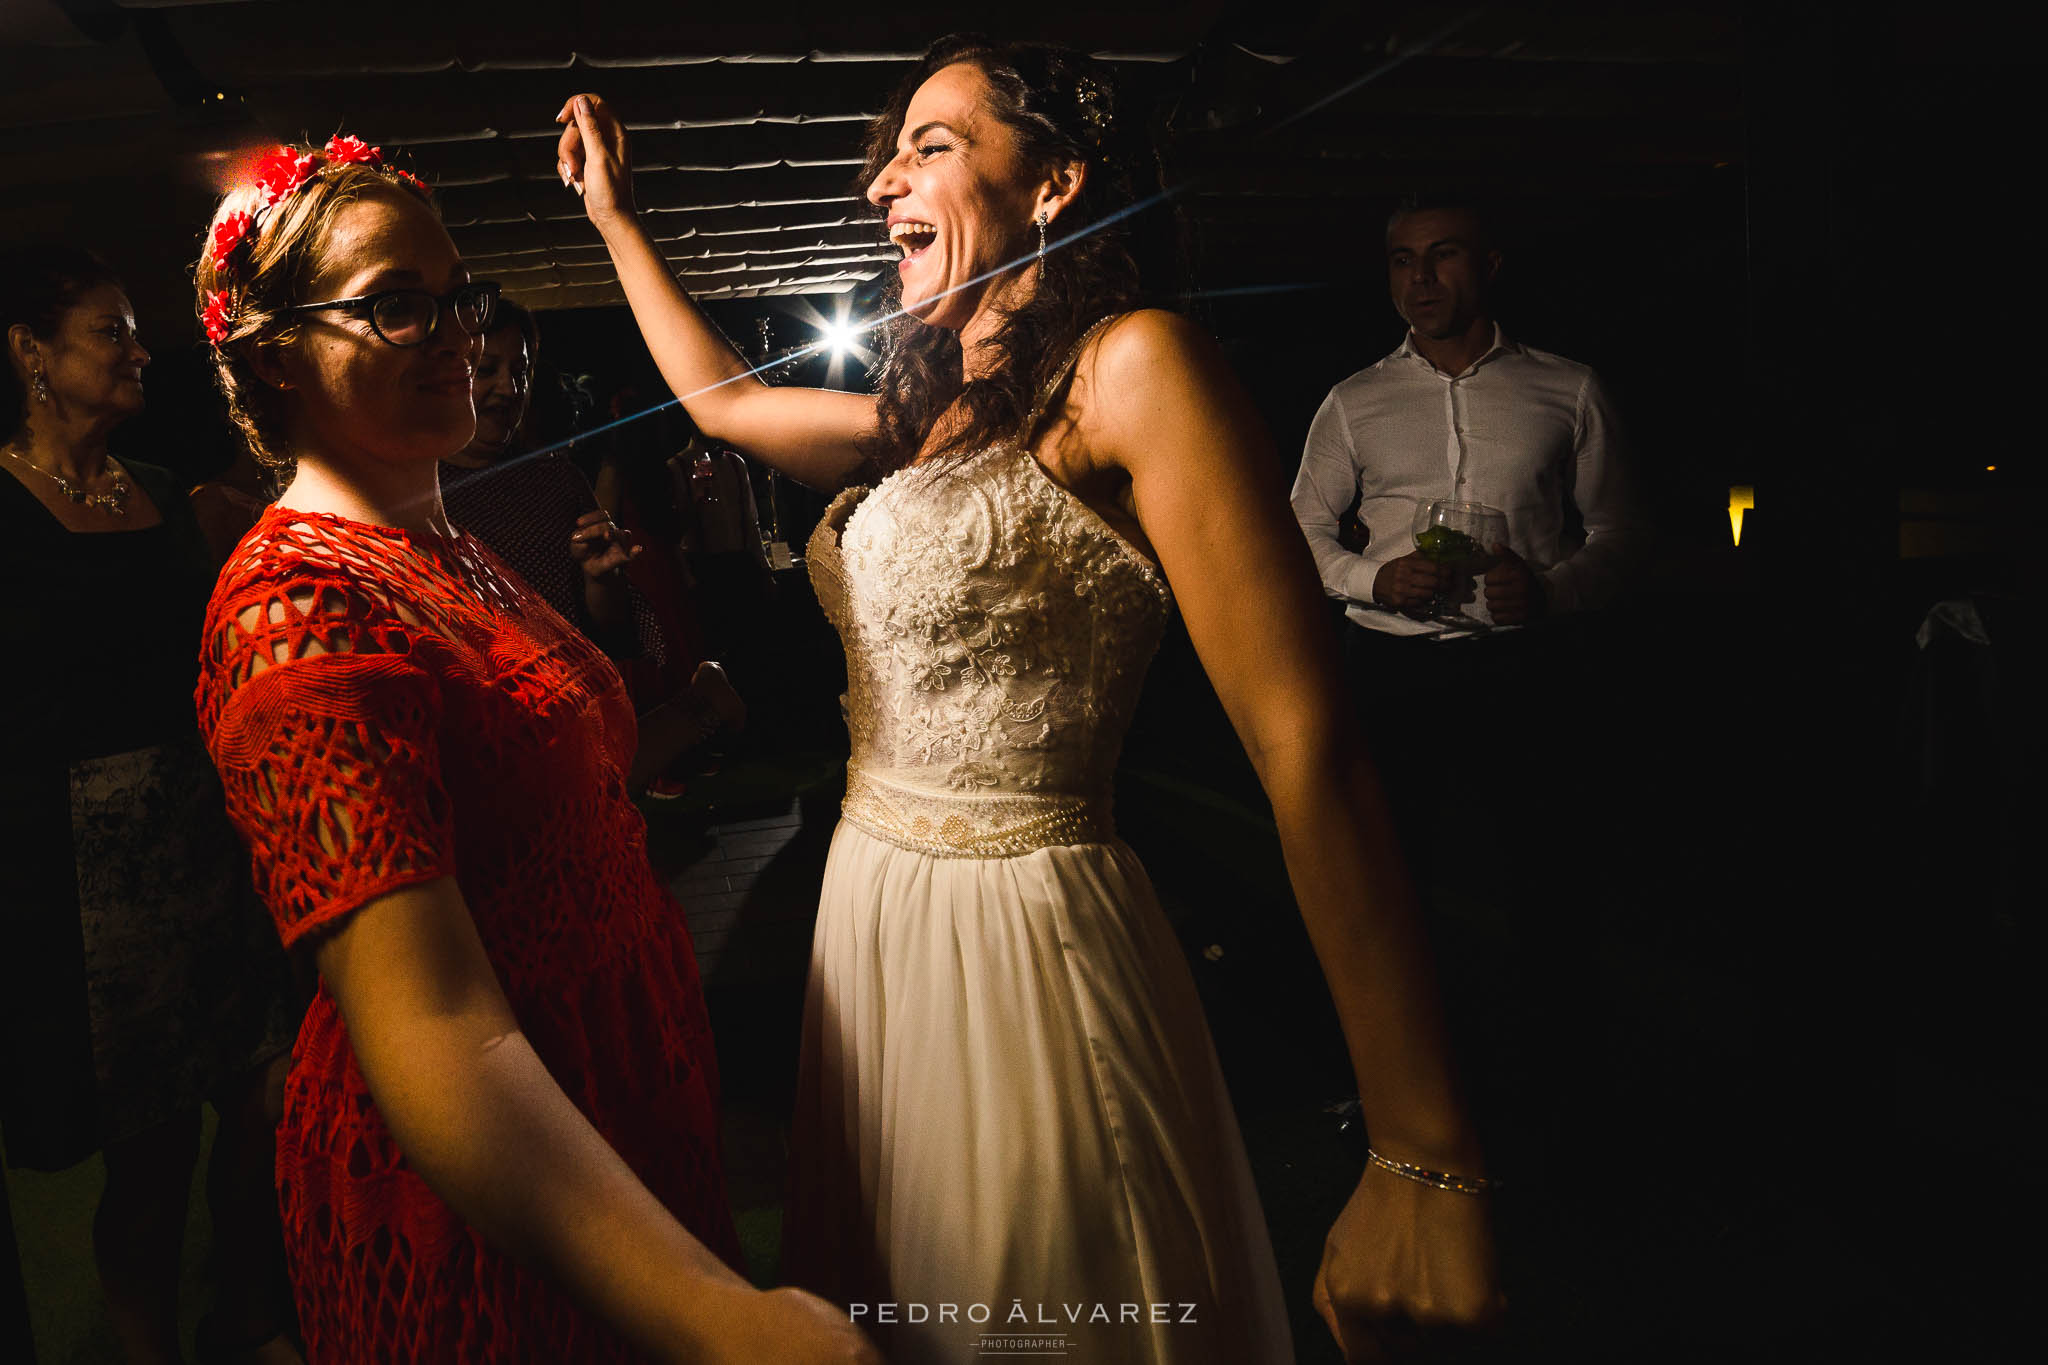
[1313, 1164, 1505, 1361]
[556, 92, 634, 224]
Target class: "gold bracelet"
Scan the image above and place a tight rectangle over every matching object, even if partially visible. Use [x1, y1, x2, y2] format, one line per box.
[1367, 1149, 1498, 1195]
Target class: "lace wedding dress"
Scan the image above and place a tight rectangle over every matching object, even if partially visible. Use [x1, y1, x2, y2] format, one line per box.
[788, 345, 1294, 1364]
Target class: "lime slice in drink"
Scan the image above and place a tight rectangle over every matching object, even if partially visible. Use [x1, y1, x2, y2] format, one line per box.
[1415, 525, 1482, 564]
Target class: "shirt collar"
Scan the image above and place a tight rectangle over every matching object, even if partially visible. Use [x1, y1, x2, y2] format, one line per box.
[1391, 321, 1519, 376]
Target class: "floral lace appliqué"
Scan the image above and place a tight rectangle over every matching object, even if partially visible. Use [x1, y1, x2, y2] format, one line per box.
[807, 445, 1171, 855]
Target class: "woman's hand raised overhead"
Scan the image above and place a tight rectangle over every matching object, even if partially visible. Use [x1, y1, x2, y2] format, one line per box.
[556, 93, 635, 225]
[546, 91, 879, 491]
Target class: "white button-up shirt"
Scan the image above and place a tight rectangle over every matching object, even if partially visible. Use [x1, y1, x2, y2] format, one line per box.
[1290, 325, 1644, 636]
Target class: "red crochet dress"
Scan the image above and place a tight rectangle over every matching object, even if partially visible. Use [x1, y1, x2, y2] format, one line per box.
[196, 507, 739, 1361]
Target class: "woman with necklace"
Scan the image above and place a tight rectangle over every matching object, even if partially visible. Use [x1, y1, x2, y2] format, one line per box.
[0, 245, 301, 1364]
[0, 254, 141, 523]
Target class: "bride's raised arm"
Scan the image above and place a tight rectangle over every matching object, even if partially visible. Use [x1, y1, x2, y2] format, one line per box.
[556, 93, 878, 491]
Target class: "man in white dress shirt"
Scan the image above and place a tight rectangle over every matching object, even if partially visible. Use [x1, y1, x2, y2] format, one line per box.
[1291, 195, 1643, 635]
[1289, 198, 1643, 1194]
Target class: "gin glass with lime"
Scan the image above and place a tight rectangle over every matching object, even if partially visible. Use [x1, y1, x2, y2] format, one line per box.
[1411, 499, 1507, 624]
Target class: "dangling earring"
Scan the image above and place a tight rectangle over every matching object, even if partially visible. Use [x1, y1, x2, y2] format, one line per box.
[31, 368, 50, 404]
[1035, 212, 1048, 262]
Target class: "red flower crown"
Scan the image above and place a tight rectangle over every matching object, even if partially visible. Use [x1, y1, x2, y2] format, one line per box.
[202, 134, 430, 346]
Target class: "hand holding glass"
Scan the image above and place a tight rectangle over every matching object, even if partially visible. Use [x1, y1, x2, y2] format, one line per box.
[1411, 500, 1508, 623]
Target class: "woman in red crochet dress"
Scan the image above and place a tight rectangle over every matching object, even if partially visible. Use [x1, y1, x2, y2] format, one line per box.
[190, 142, 878, 1364]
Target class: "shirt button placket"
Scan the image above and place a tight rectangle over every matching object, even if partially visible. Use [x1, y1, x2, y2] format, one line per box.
[1447, 379, 1468, 491]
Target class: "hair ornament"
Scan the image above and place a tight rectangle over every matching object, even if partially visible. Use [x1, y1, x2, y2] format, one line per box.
[322, 133, 382, 168]
[253, 147, 322, 208]
[209, 210, 255, 270]
[1073, 74, 1112, 146]
[201, 289, 236, 345]
[201, 133, 425, 349]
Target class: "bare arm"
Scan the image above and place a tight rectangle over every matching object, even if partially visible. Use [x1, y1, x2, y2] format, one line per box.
[209, 597, 874, 1361]
[557, 94, 877, 491]
[316, 878, 877, 1364]
[1073, 312, 1501, 1346]
[1084, 313, 1471, 1153]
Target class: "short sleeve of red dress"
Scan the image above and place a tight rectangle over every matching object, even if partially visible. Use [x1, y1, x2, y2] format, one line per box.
[196, 558, 456, 948]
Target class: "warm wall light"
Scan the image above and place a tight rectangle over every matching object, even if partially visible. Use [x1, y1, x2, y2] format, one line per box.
[1729, 485, 1755, 546]
[1986, 465, 1997, 472]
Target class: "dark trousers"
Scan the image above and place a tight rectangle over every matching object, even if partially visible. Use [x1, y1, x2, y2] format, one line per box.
[1341, 620, 1610, 1180]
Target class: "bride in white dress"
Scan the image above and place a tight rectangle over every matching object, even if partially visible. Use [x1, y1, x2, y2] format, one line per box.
[557, 36, 1502, 1364]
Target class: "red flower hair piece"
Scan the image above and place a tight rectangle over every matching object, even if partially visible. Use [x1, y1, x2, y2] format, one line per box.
[204, 133, 428, 349]
[323, 133, 381, 166]
[202, 290, 235, 345]
[253, 147, 321, 208]
[210, 210, 255, 269]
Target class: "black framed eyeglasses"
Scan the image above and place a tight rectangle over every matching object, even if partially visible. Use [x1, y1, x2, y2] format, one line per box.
[287, 281, 500, 347]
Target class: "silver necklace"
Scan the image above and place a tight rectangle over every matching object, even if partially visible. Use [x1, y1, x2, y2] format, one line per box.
[2, 445, 131, 515]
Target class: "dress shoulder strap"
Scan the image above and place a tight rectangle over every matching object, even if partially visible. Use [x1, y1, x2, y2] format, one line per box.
[1020, 312, 1125, 447]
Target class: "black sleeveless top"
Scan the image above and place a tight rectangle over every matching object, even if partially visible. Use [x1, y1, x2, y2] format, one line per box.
[0, 459, 228, 1167]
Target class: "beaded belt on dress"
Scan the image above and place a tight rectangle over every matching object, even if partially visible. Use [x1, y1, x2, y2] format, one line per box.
[840, 765, 1114, 858]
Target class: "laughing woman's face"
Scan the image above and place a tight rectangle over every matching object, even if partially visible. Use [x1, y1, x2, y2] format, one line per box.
[865, 62, 1044, 332]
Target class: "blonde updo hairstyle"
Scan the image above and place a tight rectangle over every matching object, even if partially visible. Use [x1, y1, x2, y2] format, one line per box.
[194, 149, 435, 472]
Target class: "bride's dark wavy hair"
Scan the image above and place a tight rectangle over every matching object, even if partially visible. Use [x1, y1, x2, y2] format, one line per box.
[857, 35, 1182, 473]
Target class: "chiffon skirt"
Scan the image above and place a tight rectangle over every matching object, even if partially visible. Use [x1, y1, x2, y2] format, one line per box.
[785, 821, 1294, 1365]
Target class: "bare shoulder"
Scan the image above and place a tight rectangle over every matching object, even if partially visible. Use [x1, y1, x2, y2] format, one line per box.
[1084, 309, 1227, 394]
[1071, 310, 1262, 474]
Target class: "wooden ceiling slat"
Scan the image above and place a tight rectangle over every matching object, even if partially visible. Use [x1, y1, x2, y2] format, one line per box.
[432, 163, 862, 227]
[517, 279, 862, 309]
[444, 200, 878, 257]
[508, 270, 877, 307]
[465, 226, 885, 269]
[539, 258, 885, 287]
[399, 120, 869, 185]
